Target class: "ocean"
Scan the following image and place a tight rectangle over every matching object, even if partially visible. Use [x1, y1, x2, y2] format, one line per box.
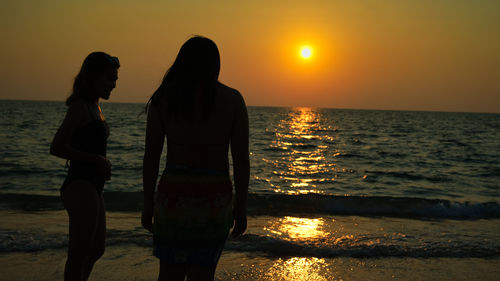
[1, 100, 499, 280]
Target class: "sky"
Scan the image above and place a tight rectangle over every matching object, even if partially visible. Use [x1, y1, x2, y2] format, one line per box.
[1, 0, 499, 113]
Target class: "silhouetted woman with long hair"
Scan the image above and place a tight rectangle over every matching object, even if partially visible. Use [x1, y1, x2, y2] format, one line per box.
[142, 36, 249, 281]
[50, 52, 119, 281]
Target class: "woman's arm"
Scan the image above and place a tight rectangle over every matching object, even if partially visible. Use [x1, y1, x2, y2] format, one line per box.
[230, 92, 250, 238]
[142, 103, 165, 232]
[50, 102, 110, 178]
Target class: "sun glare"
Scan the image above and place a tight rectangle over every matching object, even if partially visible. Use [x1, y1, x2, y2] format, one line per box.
[300, 46, 313, 59]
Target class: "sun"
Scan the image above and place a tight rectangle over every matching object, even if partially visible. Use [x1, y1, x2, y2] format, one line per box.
[300, 46, 313, 59]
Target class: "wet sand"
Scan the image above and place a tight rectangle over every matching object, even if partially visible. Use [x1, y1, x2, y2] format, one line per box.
[2, 247, 500, 281]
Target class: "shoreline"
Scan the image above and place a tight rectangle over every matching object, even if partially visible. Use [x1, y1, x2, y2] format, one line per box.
[2, 210, 500, 256]
[1, 210, 500, 280]
[1, 192, 498, 220]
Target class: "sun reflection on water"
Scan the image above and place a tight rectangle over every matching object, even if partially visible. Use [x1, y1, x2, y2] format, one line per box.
[266, 107, 338, 194]
[266, 257, 333, 281]
[265, 216, 326, 240]
[263, 216, 358, 247]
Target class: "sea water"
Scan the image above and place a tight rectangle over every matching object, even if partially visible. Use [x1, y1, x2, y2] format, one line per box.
[1, 100, 499, 272]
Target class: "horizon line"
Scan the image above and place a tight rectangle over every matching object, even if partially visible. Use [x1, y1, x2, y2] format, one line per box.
[0, 98, 498, 115]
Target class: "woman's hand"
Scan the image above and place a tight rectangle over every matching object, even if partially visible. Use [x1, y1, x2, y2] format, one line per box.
[141, 208, 154, 233]
[94, 155, 112, 180]
[231, 206, 247, 238]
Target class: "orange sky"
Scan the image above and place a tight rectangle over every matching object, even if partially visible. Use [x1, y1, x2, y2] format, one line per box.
[1, 0, 499, 112]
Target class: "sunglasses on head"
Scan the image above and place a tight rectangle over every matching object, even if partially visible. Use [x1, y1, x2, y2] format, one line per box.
[106, 55, 120, 66]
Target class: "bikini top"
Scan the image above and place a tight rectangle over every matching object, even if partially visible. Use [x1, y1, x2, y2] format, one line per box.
[71, 118, 109, 157]
[70, 104, 109, 164]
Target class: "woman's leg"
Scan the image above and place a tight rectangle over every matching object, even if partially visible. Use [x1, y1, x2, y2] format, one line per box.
[82, 193, 106, 281]
[186, 264, 216, 281]
[159, 261, 186, 281]
[186, 238, 226, 281]
[62, 180, 101, 281]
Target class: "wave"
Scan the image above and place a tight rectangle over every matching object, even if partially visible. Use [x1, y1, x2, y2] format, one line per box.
[291, 144, 318, 149]
[1, 230, 498, 258]
[364, 170, 453, 183]
[0, 167, 61, 177]
[247, 193, 500, 219]
[225, 234, 500, 258]
[263, 143, 319, 151]
[0, 192, 498, 220]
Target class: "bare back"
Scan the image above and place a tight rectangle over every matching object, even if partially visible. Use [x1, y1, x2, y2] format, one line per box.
[157, 83, 247, 172]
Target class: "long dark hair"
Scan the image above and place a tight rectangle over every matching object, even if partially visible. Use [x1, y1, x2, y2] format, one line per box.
[147, 36, 220, 120]
[66, 52, 120, 106]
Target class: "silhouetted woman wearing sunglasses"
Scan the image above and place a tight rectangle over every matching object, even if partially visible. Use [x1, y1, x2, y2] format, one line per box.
[51, 52, 119, 281]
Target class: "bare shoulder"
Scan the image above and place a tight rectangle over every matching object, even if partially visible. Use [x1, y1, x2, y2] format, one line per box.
[66, 100, 87, 116]
[217, 82, 245, 107]
[65, 100, 90, 124]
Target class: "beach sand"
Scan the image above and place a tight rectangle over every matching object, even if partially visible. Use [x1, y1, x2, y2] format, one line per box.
[3, 246, 500, 280]
[1, 210, 499, 281]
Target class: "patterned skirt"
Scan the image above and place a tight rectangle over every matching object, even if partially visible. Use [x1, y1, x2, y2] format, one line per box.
[153, 168, 233, 266]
